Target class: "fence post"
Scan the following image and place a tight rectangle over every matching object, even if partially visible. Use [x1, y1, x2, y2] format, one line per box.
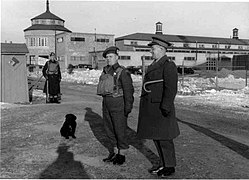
[246, 56, 248, 87]
[182, 60, 184, 86]
[142, 55, 145, 82]
[246, 68, 248, 87]
[216, 42, 219, 91]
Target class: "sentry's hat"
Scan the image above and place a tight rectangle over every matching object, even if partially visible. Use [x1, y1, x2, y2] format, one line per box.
[50, 52, 55, 56]
[103, 46, 119, 58]
[148, 36, 172, 49]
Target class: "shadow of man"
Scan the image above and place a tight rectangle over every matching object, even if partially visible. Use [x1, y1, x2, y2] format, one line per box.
[84, 107, 159, 166]
[39, 143, 90, 179]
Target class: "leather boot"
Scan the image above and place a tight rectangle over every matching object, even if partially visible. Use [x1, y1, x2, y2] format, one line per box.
[103, 153, 116, 162]
[113, 154, 125, 165]
[157, 167, 175, 177]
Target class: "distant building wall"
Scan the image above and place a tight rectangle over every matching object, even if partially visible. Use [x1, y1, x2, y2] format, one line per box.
[57, 32, 114, 70]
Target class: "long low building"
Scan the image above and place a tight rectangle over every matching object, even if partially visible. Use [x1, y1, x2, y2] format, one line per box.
[114, 22, 249, 70]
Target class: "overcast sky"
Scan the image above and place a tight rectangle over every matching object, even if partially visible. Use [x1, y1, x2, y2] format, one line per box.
[1, 0, 249, 43]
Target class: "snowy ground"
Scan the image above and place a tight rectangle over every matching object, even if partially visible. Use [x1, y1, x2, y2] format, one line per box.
[1, 69, 249, 109]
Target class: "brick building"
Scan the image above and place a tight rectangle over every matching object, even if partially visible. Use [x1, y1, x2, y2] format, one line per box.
[115, 22, 249, 70]
[56, 32, 114, 69]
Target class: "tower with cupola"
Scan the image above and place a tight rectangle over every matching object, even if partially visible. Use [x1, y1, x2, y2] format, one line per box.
[24, 0, 71, 68]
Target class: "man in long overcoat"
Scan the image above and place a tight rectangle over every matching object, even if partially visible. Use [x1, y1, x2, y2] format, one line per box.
[137, 36, 180, 177]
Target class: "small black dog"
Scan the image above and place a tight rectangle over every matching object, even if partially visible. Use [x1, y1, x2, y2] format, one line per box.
[60, 114, 77, 139]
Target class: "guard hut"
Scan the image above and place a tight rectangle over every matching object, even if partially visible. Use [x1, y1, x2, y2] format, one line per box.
[1, 43, 29, 103]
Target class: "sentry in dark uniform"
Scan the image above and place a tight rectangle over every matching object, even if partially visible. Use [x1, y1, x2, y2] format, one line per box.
[137, 36, 180, 177]
[42, 52, 62, 103]
[98, 46, 134, 165]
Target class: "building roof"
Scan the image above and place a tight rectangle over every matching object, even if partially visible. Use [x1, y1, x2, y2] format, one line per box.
[24, 24, 72, 33]
[31, 10, 65, 22]
[1, 43, 29, 54]
[115, 33, 249, 45]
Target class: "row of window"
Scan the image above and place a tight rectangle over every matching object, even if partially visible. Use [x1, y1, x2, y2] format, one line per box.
[180, 43, 248, 49]
[27, 37, 48, 47]
[96, 38, 109, 43]
[117, 56, 193, 61]
[131, 41, 248, 50]
[70, 56, 86, 61]
[166, 49, 249, 54]
[32, 19, 64, 26]
[69, 37, 110, 43]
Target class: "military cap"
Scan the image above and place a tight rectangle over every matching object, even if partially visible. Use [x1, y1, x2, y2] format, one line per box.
[103, 46, 119, 58]
[50, 52, 55, 56]
[148, 36, 172, 49]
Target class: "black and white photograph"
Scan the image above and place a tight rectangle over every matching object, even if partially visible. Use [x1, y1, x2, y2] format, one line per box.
[1, 0, 249, 179]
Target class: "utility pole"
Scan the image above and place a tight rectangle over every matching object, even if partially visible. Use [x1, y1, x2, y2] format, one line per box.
[54, 30, 57, 56]
[216, 42, 219, 91]
[94, 28, 97, 69]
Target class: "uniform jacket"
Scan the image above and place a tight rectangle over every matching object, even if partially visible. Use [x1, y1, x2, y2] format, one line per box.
[42, 60, 62, 80]
[137, 55, 180, 140]
[102, 63, 134, 115]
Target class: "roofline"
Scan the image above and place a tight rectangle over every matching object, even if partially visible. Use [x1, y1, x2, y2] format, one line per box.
[115, 33, 249, 44]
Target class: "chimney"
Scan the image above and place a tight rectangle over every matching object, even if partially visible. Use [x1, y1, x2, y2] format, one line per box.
[232, 28, 238, 39]
[46, 0, 50, 12]
[155, 22, 163, 35]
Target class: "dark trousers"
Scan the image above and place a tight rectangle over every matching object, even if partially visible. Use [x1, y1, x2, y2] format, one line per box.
[153, 139, 176, 167]
[102, 96, 129, 152]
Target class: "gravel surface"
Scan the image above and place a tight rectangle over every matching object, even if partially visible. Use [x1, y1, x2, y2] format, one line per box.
[1, 81, 249, 179]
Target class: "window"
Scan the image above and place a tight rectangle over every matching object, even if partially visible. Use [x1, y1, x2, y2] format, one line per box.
[225, 45, 231, 49]
[168, 56, 175, 61]
[96, 38, 109, 43]
[184, 57, 195, 61]
[183, 43, 189, 47]
[206, 57, 216, 70]
[199, 44, 205, 48]
[238, 46, 243, 49]
[131, 41, 138, 45]
[71, 37, 85, 42]
[30, 38, 36, 47]
[29, 55, 36, 65]
[212, 44, 218, 48]
[141, 56, 153, 60]
[119, 56, 131, 60]
[37, 37, 48, 47]
[70, 56, 77, 61]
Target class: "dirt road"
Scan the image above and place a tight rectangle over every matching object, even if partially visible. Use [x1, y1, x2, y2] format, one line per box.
[1, 81, 249, 179]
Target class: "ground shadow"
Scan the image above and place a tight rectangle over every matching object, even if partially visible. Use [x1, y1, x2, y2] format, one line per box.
[39, 143, 90, 179]
[177, 118, 249, 160]
[84, 107, 159, 166]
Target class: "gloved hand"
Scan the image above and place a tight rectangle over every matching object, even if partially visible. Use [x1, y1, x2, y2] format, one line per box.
[161, 108, 170, 117]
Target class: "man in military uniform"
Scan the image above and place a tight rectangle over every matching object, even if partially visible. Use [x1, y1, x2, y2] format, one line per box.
[42, 52, 62, 103]
[99, 46, 134, 165]
[137, 36, 180, 177]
